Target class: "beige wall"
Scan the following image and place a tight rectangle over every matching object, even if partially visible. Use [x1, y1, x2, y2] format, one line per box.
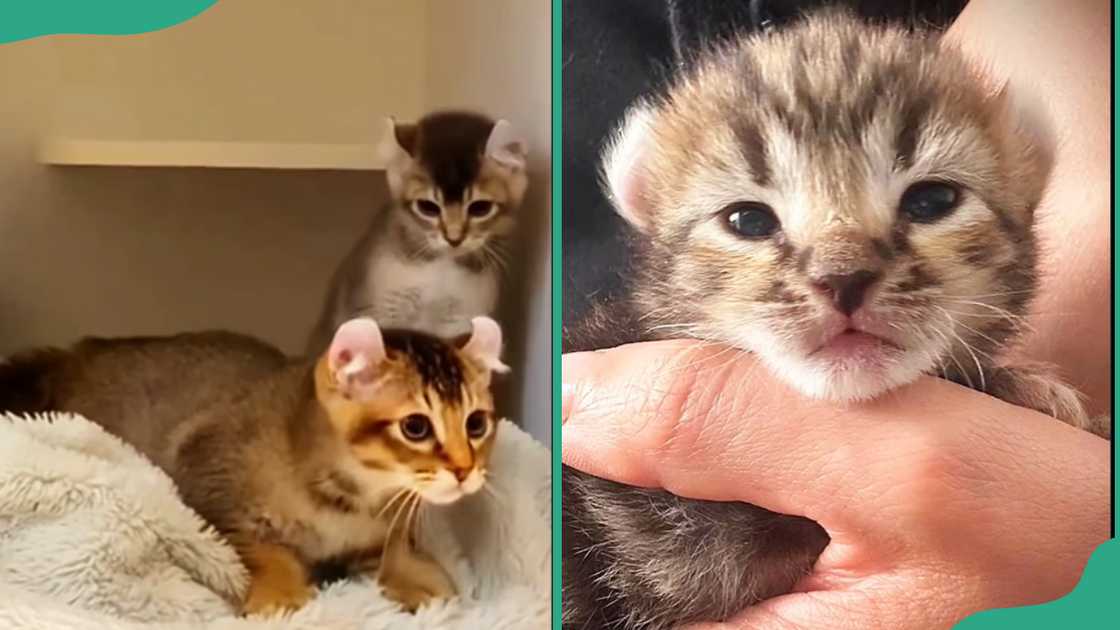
[426, 0, 552, 445]
[0, 1, 551, 444]
[0, 33, 388, 353]
[47, 0, 427, 143]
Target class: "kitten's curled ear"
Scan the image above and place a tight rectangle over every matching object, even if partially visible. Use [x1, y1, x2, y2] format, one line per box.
[485, 119, 528, 171]
[951, 43, 1055, 215]
[461, 316, 509, 374]
[602, 103, 656, 233]
[988, 83, 1055, 214]
[377, 117, 416, 199]
[327, 317, 388, 400]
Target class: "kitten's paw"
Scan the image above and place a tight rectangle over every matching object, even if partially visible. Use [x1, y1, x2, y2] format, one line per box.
[379, 566, 457, 612]
[380, 578, 456, 613]
[242, 579, 313, 616]
[987, 363, 1101, 435]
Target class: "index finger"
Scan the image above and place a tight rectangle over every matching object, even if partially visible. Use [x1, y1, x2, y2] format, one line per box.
[561, 339, 985, 527]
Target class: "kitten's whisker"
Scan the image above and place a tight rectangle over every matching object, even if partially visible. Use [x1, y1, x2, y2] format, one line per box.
[939, 289, 1035, 299]
[402, 492, 423, 539]
[384, 491, 419, 546]
[372, 487, 413, 522]
[645, 322, 705, 337]
[945, 325, 988, 391]
[483, 242, 512, 274]
[936, 307, 1004, 349]
[946, 299, 1029, 322]
[932, 328, 975, 390]
[943, 301, 1034, 336]
[935, 309, 1027, 320]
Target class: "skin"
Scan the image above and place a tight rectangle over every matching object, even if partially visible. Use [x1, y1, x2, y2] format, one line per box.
[946, 0, 1111, 417]
[562, 342, 1109, 629]
[562, 1, 1110, 627]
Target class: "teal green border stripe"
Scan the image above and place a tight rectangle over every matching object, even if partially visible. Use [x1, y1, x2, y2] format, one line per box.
[0, 0, 217, 44]
[552, 0, 563, 627]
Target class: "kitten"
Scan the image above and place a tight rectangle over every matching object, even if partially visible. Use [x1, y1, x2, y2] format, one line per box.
[0, 316, 510, 616]
[563, 10, 1105, 630]
[308, 110, 529, 353]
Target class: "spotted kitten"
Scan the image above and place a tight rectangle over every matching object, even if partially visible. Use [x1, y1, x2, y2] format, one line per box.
[0, 316, 509, 615]
[309, 110, 528, 353]
[563, 10, 1106, 630]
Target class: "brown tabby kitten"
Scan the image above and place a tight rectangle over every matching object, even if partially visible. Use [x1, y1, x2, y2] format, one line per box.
[308, 110, 528, 353]
[563, 9, 1106, 630]
[0, 316, 510, 615]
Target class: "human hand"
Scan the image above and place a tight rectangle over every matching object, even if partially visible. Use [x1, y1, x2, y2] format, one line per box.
[562, 340, 1110, 629]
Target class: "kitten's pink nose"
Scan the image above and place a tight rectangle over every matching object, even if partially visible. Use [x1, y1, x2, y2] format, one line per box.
[446, 236, 464, 247]
[811, 270, 881, 315]
[452, 467, 471, 482]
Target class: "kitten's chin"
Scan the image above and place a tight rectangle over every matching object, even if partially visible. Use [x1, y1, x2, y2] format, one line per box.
[759, 344, 931, 403]
[420, 487, 464, 505]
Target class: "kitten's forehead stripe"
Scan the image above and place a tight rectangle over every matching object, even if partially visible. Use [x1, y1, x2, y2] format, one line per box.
[382, 331, 465, 404]
[730, 118, 771, 186]
[408, 111, 496, 204]
[895, 96, 932, 170]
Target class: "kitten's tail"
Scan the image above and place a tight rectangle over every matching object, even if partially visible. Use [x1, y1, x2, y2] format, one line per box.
[0, 348, 66, 415]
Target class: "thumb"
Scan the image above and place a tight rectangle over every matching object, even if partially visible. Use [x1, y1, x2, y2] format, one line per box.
[686, 571, 967, 630]
[562, 339, 854, 523]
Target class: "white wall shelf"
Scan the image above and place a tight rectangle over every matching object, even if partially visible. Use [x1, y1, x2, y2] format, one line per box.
[37, 139, 383, 171]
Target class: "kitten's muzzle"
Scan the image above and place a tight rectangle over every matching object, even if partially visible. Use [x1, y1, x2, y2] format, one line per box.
[810, 270, 882, 316]
[804, 227, 889, 316]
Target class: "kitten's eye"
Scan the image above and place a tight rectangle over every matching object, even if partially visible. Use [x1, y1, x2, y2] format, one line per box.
[723, 202, 780, 238]
[400, 414, 432, 441]
[465, 411, 489, 439]
[413, 200, 441, 218]
[900, 181, 960, 223]
[467, 201, 495, 219]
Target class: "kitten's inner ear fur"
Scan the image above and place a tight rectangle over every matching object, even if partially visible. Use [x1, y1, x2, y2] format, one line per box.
[943, 40, 1054, 214]
[327, 318, 388, 400]
[485, 119, 528, 171]
[988, 83, 1054, 214]
[462, 316, 509, 374]
[378, 117, 415, 199]
[602, 104, 656, 233]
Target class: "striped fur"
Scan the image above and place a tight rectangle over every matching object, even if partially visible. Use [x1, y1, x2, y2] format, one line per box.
[564, 10, 1096, 630]
[0, 321, 505, 615]
[604, 8, 1053, 402]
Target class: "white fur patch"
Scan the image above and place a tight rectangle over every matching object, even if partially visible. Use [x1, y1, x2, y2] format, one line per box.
[603, 104, 656, 232]
[364, 253, 499, 340]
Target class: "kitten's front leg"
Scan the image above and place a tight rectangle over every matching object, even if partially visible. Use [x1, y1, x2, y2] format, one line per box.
[985, 363, 1109, 438]
[241, 541, 314, 616]
[378, 534, 457, 612]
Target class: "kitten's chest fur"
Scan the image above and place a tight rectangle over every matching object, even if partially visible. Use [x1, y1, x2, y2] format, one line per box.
[252, 462, 400, 563]
[363, 251, 498, 339]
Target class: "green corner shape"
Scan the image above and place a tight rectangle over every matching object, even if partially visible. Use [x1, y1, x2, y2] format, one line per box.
[953, 539, 1118, 628]
[0, 0, 218, 45]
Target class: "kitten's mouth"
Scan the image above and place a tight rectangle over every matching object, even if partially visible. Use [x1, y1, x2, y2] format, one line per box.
[809, 328, 902, 364]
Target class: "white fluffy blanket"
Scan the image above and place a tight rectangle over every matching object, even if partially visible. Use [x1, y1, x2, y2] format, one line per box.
[0, 413, 550, 629]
